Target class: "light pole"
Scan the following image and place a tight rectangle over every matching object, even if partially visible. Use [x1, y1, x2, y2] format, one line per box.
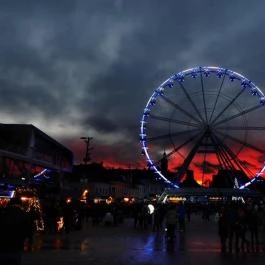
[80, 137, 93, 164]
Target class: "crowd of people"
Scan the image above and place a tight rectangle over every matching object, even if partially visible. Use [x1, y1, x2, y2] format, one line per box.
[0, 196, 265, 264]
[131, 199, 265, 252]
[132, 202, 189, 236]
[217, 201, 265, 253]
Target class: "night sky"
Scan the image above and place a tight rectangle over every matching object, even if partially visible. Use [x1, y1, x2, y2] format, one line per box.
[1, 0, 265, 171]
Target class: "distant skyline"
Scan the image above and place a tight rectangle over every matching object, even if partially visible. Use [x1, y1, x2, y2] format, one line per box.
[1, 0, 265, 171]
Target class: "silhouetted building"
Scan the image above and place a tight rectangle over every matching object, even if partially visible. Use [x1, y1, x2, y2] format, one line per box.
[68, 163, 166, 199]
[211, 169, 249, 188]
[160, 151, 168, 177]
[180, 170, 201, 188]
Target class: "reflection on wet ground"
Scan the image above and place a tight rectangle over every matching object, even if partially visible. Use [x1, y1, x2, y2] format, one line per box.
[22, 215, 265, 265]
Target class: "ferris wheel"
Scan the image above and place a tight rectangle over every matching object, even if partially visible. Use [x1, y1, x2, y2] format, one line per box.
[140, 66, 265, 189]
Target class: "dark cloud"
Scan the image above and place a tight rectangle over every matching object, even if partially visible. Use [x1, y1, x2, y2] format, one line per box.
[1, 0, 265, 168]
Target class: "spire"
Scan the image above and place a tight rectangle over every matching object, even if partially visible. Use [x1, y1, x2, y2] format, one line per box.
[160, 151, 168, 176]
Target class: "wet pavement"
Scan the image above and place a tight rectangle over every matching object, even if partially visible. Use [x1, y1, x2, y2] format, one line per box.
[22, 214, 265, 265]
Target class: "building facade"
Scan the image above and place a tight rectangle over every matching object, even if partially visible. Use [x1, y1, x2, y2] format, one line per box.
[69, 164, 166, 200]
[0, 123, 73, 178]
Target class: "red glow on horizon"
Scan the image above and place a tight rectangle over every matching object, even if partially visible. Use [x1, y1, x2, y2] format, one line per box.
[165, 147, 265, 185]
[66, 138, 265, 185]
[68, 139, 146, 169]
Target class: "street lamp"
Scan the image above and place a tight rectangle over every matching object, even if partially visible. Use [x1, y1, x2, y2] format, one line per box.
[80, 137, 93, 164]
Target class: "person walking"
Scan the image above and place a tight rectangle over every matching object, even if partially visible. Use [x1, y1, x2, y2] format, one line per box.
[177, 202, 186, 232]
[248, 204, 260, 252]
[165, 204, 178, 240]
[218, 206, 229, 253]
[234, 205, 249, 253]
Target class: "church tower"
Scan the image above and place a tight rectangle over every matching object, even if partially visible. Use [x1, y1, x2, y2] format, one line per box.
[160, 151, 168, 176]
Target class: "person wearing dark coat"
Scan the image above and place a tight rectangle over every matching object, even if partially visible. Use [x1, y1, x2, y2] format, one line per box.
[218, 206, 229, 253]
[0, 198, 29, 265]
[234, 206, 249, 253]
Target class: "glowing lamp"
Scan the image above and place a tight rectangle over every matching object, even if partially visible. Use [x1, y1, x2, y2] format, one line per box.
[124, 197, 129, 203]
[147, 204, 155, 215]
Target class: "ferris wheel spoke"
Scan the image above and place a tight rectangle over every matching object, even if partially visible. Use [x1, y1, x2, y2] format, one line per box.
[147, 128, 199, 142]
[214, 151, 235, 187]
[149, 114, 200, 128]
[213, 105, 262, 127]
[201, 150, 207, 185]
[154, 132, 201, 165]
[215, 130, 265, 154]
[175, 130, 207, 181]
[215, 148, 230, 170]
[214, 134, 245, 169]
[159, 94, 202, 123]
[214, 149, 224, 171]
[200, 71, 208, 123]
[216, 155, 226, 173]
[219, 137, 255, 178]
[216, 126, 265, 131]
[211, 88, 246, 125]
[211, 133, 236, 169]
[211, 134, 238, 179]
[178, 81, 204, 122]
[213, 133, 254, 181]
[215, 143, 233, 169]
[209, 73, 226, 122]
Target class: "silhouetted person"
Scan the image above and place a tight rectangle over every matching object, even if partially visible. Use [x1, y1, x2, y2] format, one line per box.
[153, 205, 165, 232]
[186, 203, 191, 223]
[202, 204, 210, 221]
[133, 204, 142, 228]
[218, 206, 229, 253]
[165, 204, 178, 240]
[103, 211, 114, 226]
[248, 205, 260, 252]
[44, 201, 58, 233]
[0, 198, 29, 265]
[142, 204, 150, 230]
[62, 201, 74, 233]
[25, 207, 39, 248]
[235, 206, 249, 253]
[227, 204, 237, 253]
[177, 202, 186, 232]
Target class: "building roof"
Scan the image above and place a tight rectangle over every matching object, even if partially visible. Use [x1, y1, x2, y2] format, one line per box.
[0, 123, 72, 154]
[0, 123, 73, 172]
